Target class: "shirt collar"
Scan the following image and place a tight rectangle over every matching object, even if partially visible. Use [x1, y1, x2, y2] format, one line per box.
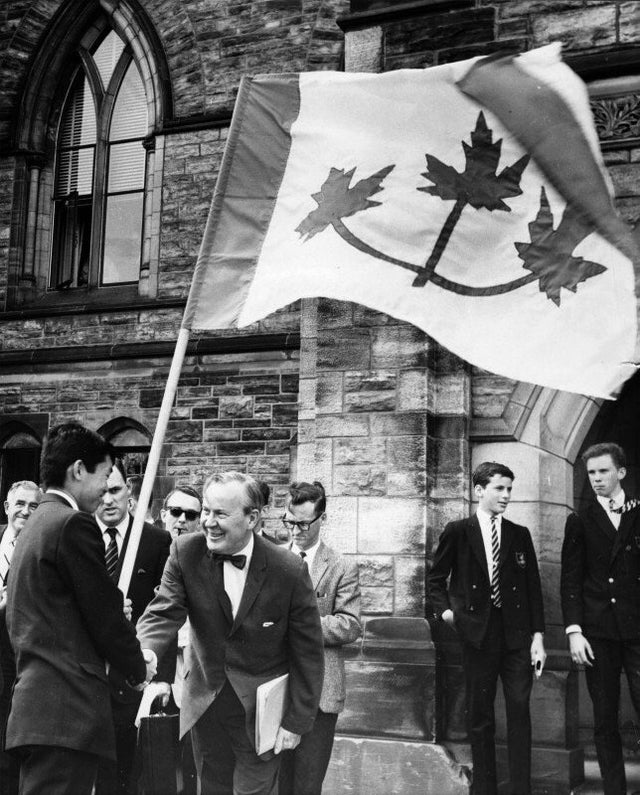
[598, 491, 625, 512]
[46, 488, 79, 511]
[476, 507, 502, 528]
[95, 515, 130, 536]
[237, 533, 254, 567]
[290, 538, 321, 565]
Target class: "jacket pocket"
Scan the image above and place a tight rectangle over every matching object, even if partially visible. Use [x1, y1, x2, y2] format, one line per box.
[79, 661, 108, 682]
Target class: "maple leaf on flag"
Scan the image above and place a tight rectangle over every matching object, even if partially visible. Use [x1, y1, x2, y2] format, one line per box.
[515, 186, 607, 306]
[413, 112, 529, 287]
[420, 111, 530, 211]
[296, 165, 395, 241]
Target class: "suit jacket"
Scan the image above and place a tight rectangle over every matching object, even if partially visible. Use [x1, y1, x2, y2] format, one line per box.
[5, 494, 146, 759]
[108, 516, 175, 706]
[561, 499, 640, 640]
[427, 515, 545, 649]
[309, 541, 361, 714]
[0, 525, 13, 739]
[136, 532, 324, 743]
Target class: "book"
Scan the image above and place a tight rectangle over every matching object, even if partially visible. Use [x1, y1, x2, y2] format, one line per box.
[255, 673, 289, 755]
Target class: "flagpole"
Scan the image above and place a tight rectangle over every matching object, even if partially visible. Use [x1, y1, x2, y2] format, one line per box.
[117, 326, 190, 596]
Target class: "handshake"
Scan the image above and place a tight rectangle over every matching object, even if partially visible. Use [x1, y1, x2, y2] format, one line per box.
[132, 649, 158, 691]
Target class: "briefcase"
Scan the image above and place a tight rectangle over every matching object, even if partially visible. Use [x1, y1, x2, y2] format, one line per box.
[137, 711, 180, 795]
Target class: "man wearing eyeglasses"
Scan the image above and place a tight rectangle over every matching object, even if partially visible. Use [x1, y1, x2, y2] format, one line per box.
[160, 486, 202, 540]
[278, 481, 362, 795]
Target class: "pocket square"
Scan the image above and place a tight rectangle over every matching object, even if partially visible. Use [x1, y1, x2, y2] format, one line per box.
[136, 568, 147, 575]
[262, 621, 274, 627]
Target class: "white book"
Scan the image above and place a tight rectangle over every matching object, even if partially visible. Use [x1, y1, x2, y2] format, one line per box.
[255, 673, 289, 755]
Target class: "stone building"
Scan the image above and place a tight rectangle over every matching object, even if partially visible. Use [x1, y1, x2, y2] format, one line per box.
[2, 1, 640, 792]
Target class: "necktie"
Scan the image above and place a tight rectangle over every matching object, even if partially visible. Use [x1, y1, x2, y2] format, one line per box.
[490, 517, 501, 608]
[210, 552, 246, 570]
[0, 538, 16, 587]
[105, 527, 119, 581]
[609, 498, 623, 515]
[299, 551, 307, 559]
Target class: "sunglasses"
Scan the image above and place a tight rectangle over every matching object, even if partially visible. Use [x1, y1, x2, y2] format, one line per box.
[167, 507, 200, 522]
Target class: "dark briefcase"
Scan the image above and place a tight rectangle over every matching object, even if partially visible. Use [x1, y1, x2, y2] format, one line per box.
[137, 711, 180, 795]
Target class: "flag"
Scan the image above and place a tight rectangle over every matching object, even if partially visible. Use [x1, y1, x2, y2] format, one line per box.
[183, 43, 640, 399]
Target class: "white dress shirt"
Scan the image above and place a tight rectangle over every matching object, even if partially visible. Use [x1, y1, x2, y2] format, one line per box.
[476, 508, 502, 580]
[597, 491, 625, 531]
[96, 515, 129, 554]
[290, 538, 320, 571]
[223, 534, 254, 619]
[0, 527, 17, 587]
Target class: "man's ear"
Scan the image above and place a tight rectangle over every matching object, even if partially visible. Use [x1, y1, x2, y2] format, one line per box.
[619, 467, 627, 481]
[69, 460, 85, 481]
[3, 501, 8, 515]
[248, 508, 260, 530]
[320, 512, 327, 525]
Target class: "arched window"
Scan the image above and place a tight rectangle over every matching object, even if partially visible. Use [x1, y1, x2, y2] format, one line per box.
[0, 427, 42, 523]
[98, 418, 151, 477]
[11, 1, 170, 308]
[52, 30, 148, 289]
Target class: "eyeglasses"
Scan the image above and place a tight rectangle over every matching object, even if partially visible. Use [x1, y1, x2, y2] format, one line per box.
[281, 514, 322, 532]
[167, 507, 200, 522]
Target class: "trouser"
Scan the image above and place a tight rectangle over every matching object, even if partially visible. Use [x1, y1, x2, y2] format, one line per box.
[585, 636, 640, 795]
[462, 607, 533, 795]
[191, 682, 280, 795]
[278, 709, 338, 795]
[16, 745, 100, 795]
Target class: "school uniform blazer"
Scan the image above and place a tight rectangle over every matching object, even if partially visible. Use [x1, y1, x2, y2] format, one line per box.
[136, 532, 324, 742]
[5, 494, 146, 760]
[109, 516, 176, 705]
[310, 541, 361, 714]
[427, 515, 545, 650]
[561, 499, 640, 640]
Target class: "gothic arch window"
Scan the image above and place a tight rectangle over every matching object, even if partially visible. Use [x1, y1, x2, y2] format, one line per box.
[0, 425, 42, 523]
[98, 417, 151, 476]
[11, 1, 171, 308]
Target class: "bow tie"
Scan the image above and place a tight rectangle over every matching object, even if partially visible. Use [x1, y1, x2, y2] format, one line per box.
[209, 552, 247, 570]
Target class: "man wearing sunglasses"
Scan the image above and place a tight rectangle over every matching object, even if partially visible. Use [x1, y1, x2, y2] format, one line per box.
[278, 481, 362, 795]
[160, 487, 202, 540]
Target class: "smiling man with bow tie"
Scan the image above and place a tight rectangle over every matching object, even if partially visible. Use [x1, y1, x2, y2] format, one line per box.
[136, 471, 324, 795]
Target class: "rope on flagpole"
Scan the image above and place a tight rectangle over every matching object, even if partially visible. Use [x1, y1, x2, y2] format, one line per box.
[117, 326, 191, 597]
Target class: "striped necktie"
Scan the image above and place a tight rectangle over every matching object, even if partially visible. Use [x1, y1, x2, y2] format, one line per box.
[105, 527, 119, 581]
[490, 517, 501, 608]
[0, 537, 16, 587]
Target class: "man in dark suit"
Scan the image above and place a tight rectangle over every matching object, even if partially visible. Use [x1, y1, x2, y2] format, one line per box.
[561, 441, 640, 795]
[94, 460, 174, 795]
[0, 480, 41, 795]
[5, 422, 155, 795]
[427, 461, 546, 795]
[137, 470, 324, 795]
[278, 480, 361, 795]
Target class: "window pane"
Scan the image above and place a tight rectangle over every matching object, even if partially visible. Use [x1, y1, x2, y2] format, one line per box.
[60, 74, 96, 148]
[56, 147, 95, 196]
[110, 62, 147, 141]
[108, 140, 146, 192]
[102, 193, 143, 284]
[50, 199, 92, 288]
[93, 30, 125, 91]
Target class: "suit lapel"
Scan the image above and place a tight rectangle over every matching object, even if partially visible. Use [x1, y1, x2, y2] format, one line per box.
[115, 515, 134, 581]
[467, 516, 489, 579]
[229, 536, 267, 635]
[310, 541, 330, 591]
[588, 501, 617, 545]
[499, 519, 515, 569]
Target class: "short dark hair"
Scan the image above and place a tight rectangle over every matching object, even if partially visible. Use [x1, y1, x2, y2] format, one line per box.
[40, 422, 114, 489]
[287, 481, 326, 514]
[256, 480, 270, 508]
[582, 442, 626, 469]
[472, 462, 515, 489]
[126, 474, 153, 504]
[162, 485, 202, 511]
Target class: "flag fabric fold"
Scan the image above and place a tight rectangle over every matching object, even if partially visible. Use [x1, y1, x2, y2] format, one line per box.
[184, 43, 639, 399]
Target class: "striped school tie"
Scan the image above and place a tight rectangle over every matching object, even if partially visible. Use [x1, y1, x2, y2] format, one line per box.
[490, 517, 501, 608]
[105, 527, 119, 581]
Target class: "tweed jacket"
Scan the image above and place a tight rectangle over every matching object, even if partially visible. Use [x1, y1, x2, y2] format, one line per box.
[5, 493, 146, 760]
[427, 514, 545, 649]
[309, 541, 361, 714]
[561, 498, 640, 640]
[136, 532, 324, 743]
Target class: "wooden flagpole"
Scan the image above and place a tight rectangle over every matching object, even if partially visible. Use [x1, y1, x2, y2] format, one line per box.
[117, 326, 190, 596]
